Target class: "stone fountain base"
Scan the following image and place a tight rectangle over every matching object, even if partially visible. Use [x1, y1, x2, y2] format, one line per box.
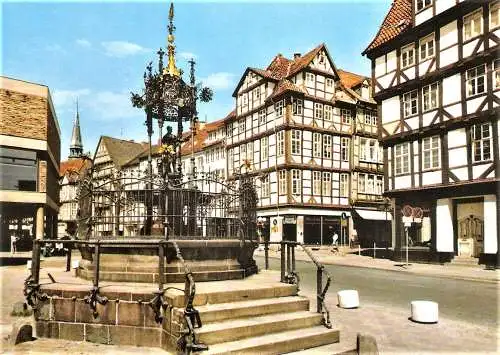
[77, 239, 258, 283]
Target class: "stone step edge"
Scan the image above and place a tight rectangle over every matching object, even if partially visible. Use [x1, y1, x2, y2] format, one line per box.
[175, 296, 310, 323]
[198, 325, 340, 355]
[196, 311, 323, 344]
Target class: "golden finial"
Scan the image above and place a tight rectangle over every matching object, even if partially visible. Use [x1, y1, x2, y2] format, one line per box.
[164, 2, 180, 77]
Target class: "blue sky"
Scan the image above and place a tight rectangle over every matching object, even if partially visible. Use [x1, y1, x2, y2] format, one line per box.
[2, 0, 390, 160]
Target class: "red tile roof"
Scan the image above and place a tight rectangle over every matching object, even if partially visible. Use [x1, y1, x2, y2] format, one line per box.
[60, 157, 91, 182]
[363, 0, 412, 55]
[270, 79, 307, 99]
[337, 69, 368, 89]
[288, 44, 325, 77]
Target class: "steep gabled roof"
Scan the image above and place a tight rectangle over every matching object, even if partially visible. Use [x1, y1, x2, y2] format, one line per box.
[363, 0, 412, 55]
[98, 136, 147, 168]
[60, 157, 91, 182]
[337, 69, 368, 89]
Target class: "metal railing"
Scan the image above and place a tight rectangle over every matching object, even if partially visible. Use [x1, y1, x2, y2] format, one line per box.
[262, 240, 332, 329]
[24, 238, 206, 354]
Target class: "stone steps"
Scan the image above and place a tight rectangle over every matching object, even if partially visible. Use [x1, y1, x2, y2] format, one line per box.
[188, 295, 310, 324]
[197, 326, 339, 355]
[450, 257, 479, 267]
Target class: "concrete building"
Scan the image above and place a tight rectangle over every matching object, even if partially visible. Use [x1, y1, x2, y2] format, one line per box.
[227, 44, 390, 246]
[363, 0, 499, 266]
[0, 76, 61, 250]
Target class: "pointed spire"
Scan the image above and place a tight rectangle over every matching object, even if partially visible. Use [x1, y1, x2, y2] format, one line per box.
[69, 99, 83, 158]
[164, 2, 180, 77]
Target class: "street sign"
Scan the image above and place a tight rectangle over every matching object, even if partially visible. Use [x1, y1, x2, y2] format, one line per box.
[412, 207, 423, 219]
[402, 205, 413, 217]
[341, 212, 348, 220]
[413, 218, 422, 224]
[404, 222, 412, 227]
[341, 219, 348, 227]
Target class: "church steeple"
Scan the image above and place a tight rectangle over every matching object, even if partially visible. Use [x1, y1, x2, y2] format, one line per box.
[69, 100, 83, 158]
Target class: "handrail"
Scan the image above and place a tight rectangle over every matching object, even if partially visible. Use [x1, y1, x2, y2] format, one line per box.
[262, 240, 332, 329]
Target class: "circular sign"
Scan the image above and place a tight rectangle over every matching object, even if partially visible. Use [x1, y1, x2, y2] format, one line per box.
[412, 207, 423, 219]
[272, 219, 277, 226]
[402, 205, 413, 217]
[341, 212, 347, 220]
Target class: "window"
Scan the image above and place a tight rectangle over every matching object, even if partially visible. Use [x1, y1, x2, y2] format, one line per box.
[261, 175, 270, 198]
[238, 119, 246, 133]
[339, 173, 349, 197]
[376, 176, 383, 195]
[291, 130, 301, 155]
[403, 90, 418, 117]
[494, 59, 500, 89]
[277, 131, 284, 157]
[472, 123, 492, 162]
[341, 109, 351, 124]
[306, 73, 315, 85]
[324, 105, 333, 121]
[358, 173, 366, 193]
[242, 93, 248, 105]
[292, 169, 301, 195]
[464, 9, 483, 41]
[422, 82, 438, 112]
[247, 142, 253, 162]
[278, 170, 287, 195]
[227, 123, 233, 137]
[466, 64, 486, 97]
[259, 109, 266, 125]
[367, 175, 375, 193]
[394, 143, 410, 175]
[313, 171, 321, 195]
[491, 1, 499, 29]
[313, 133, 321, 158]
[422, 136, 440, 170]
[322, 172, 331, 196]
[364, 110, 377, 126]
[326, 78, 334, 88]
[416, 0, 432, 12]
[323, 135, 332, 159]
[292, 98, 303, 115]
[401, 44, 415, 69]
[275, 100, 284, 117]
[240, 144, 247, 161]
[254, 87, 261, 102]
[261, 136, 269, 161]
[228, 149, 234, 171]
[0, 147, 37, 191]
[360, 138, 378, 162]
[314, 103, 323, 119]
[420, 34, 434, 61]
[341, 137, 350, 162]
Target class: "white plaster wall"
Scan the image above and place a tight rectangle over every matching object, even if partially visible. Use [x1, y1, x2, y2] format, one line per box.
[447, 128, 466, 148]
[381, 96, 400, 123]
[436, 0, 456, 15]
[436, 198, 454, 252]
[440, 20, 457, 48]
[415, 8, 432, 26]
[448, 147, 467, 168]
[375, 56, 385, 77]
[450, 167, 468, 181]
[484, 195, 498, 253]
[440, 46, 459, 68]
[473, 163, 491, 179]
[422, 171, 442, 185]
[467, 96, 486, 115]
[442, 74, 461, 105]
[386, 50, 397, 72]
[394, 175, 411, 190]
[378, 74, 393, 89]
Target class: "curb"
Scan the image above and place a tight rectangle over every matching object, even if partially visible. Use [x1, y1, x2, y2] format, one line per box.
[255, 253, 499, 284]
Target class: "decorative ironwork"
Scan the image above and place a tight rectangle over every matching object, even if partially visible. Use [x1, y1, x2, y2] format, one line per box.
[23, 275, 48, 311]
[83, 286, 108, 319]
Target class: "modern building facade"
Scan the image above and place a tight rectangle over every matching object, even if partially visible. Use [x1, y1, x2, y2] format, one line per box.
[0, 76, 61, 250]
[363, 0, 499, 265]
[226, 44, 389, 246]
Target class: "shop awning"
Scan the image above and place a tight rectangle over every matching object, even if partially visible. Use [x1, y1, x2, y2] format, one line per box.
[355, 209, 392, 221]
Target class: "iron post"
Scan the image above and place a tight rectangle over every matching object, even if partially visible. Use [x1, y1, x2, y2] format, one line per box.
[280, 241, 286, 282]
[316, 266, 323, 313]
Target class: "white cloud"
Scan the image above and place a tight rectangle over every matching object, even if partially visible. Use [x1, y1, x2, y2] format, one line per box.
[52, 89, 91, 109]
[101, 41, 150, 57]
[200, 72, 235, 90]
[76, 39, 92, 48]
[179, 51, 197, 60]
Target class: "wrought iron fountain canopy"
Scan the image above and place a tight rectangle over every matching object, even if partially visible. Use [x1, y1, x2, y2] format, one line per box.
[77, 3, 257, 241]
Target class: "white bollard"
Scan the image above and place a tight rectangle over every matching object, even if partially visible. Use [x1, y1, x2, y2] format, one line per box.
[337, 290, 359, 309]
[26, 260, 32, 270]
[411, 300, 438, 323]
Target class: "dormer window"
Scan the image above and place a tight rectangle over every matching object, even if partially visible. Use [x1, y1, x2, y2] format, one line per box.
[416, 0, 432, 12]
[318, 54, 326, 65]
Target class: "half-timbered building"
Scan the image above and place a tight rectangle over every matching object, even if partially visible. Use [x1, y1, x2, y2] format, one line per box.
[363, 0, 499, 266]
[227, 44, 389, 246]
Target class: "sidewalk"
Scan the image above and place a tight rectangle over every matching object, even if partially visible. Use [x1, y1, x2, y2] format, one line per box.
[254, 247, 500, 283]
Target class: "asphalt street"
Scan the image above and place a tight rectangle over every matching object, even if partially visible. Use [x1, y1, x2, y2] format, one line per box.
[256, 256, 498, 328]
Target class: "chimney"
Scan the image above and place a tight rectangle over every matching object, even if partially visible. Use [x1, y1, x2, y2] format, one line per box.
[294, 53, 301, 59]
